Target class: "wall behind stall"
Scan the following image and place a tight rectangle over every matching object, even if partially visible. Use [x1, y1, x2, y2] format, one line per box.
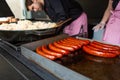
[76, 0, 108, 38]
[0, 0, 14, 17]
[0, 0, 108, 23]
[77, 0, 108, 24]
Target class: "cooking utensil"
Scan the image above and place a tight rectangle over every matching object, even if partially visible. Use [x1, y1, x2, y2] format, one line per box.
[32, 18, 72, 36]
[0, 20, 58, 42]
[0, 28, 58, 42]
[0, 18, 72, 42]
[55, 18, 72, 27]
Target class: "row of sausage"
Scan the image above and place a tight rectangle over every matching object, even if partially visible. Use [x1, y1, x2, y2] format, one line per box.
[36, 37, 120, 60]
[36, 37, 90, 60]
[83, 41, 120, 58]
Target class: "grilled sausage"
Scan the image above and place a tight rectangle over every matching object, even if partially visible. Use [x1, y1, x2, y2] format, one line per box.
[41, 45, 63, 58]
[48, 43, 69, 55]
[65, 37, 90, 45]
[90, 42, 120, 55]
[58, 40, 79, 50]
[53, 41, 74, 51]
[92, 41, 120, 50]
[36, 46, 56, 60]
[60, 39, 82, 48]
[83, 45, 117, 58]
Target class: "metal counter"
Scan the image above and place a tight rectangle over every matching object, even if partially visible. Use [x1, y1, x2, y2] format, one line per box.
[0, 40, 61, 80]
[0, 48, 43, 80]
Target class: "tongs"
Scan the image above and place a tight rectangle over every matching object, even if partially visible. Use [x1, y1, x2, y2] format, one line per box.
[55, 18, 72, 27]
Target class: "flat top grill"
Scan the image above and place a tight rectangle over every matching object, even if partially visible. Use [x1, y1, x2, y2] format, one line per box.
[21, 34, 120, 80]
[1, 34, 120, 80]
[59, 52, 120, 80]
[30, 47, 120, 80]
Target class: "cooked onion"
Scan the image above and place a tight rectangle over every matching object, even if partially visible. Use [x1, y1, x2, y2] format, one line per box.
[0, 20, 57, 30]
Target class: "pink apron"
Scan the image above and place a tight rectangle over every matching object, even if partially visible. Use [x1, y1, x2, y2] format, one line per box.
[63, 12, 87, 36]
[103, 1, 120, 45]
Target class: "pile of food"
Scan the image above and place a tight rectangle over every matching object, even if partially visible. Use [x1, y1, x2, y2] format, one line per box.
[0, 17, 18, 24]
[0, 20, 57, 30]
[0, 17, 9, 24]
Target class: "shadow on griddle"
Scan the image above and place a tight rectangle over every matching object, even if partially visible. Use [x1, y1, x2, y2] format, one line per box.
[54, 50, 84, 65]
[55, 50, 120, 65]
[83, 52, 120, 64]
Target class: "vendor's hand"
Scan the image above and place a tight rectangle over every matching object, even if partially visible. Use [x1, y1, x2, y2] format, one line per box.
[92, 22, 105, 32]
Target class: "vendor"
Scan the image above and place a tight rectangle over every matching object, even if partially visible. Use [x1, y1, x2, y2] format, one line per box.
[92, 0, 120, 45]
[25, 0, 88, 37]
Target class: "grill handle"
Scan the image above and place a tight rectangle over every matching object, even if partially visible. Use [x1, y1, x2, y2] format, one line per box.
[0, 39, 21, 54]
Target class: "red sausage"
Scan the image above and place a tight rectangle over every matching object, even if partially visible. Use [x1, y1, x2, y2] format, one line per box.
[58, 40, 79, 50]
[41, 45, 63, 58]
[48, 43, 70, 55]
[90, 42, 120, 55]
[63, 38, 83, 46]
[36, 46, 56, 60]
[61, 39, 82, 48]
[66, 37, 90, 45]
[83, 45, 117, 58]
[92, 41, 120, 50]
[53, 41, 74, 51]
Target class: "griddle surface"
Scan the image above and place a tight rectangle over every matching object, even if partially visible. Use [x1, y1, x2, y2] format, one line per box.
[55, 50, 120, 80]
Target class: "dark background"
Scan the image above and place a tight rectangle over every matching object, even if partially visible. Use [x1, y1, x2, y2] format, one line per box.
[0, 0, 14, 17]
[77, 0, 108, 23]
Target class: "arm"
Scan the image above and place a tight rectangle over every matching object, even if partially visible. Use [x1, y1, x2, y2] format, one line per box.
[100, 0, 113, 24]
[93, 0, 113, 31]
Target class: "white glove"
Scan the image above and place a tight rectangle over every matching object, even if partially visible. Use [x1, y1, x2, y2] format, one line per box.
[92, 22, 105, 32]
